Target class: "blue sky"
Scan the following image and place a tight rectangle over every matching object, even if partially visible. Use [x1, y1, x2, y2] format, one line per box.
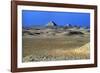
[22, 10, 90, 27]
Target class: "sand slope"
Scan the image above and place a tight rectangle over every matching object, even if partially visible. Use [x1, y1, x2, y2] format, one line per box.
[23, 43, 90, 62]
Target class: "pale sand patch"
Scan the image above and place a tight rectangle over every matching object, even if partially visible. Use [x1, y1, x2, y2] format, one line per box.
[47, 43, 90, 59]
[23, 43, 90, 62]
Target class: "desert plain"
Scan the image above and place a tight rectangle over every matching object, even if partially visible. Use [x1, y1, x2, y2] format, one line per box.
[22, 22, 90, 62]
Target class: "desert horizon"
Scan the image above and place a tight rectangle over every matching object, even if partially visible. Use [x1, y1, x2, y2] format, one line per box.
[22, 10, 90, 62]
[22, 21, 90, 62]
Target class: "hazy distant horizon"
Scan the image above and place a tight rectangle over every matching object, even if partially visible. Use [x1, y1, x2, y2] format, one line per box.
[22, 10, 90, 28]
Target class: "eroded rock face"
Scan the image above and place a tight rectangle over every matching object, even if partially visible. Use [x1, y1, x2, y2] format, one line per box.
[22, 27, 87, 38]
[68, 31, 84, 35]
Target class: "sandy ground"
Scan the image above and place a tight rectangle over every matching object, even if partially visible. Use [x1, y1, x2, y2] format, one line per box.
[22, 33, 90, 62]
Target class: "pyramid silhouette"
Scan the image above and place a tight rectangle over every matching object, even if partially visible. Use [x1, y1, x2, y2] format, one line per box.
[46, 21, 57, 27]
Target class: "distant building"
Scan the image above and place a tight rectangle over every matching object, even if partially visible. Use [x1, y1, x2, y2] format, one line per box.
[46, 21, 57, 27]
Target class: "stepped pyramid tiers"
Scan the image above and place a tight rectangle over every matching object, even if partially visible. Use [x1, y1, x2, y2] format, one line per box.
[46, 21, 57, 28]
